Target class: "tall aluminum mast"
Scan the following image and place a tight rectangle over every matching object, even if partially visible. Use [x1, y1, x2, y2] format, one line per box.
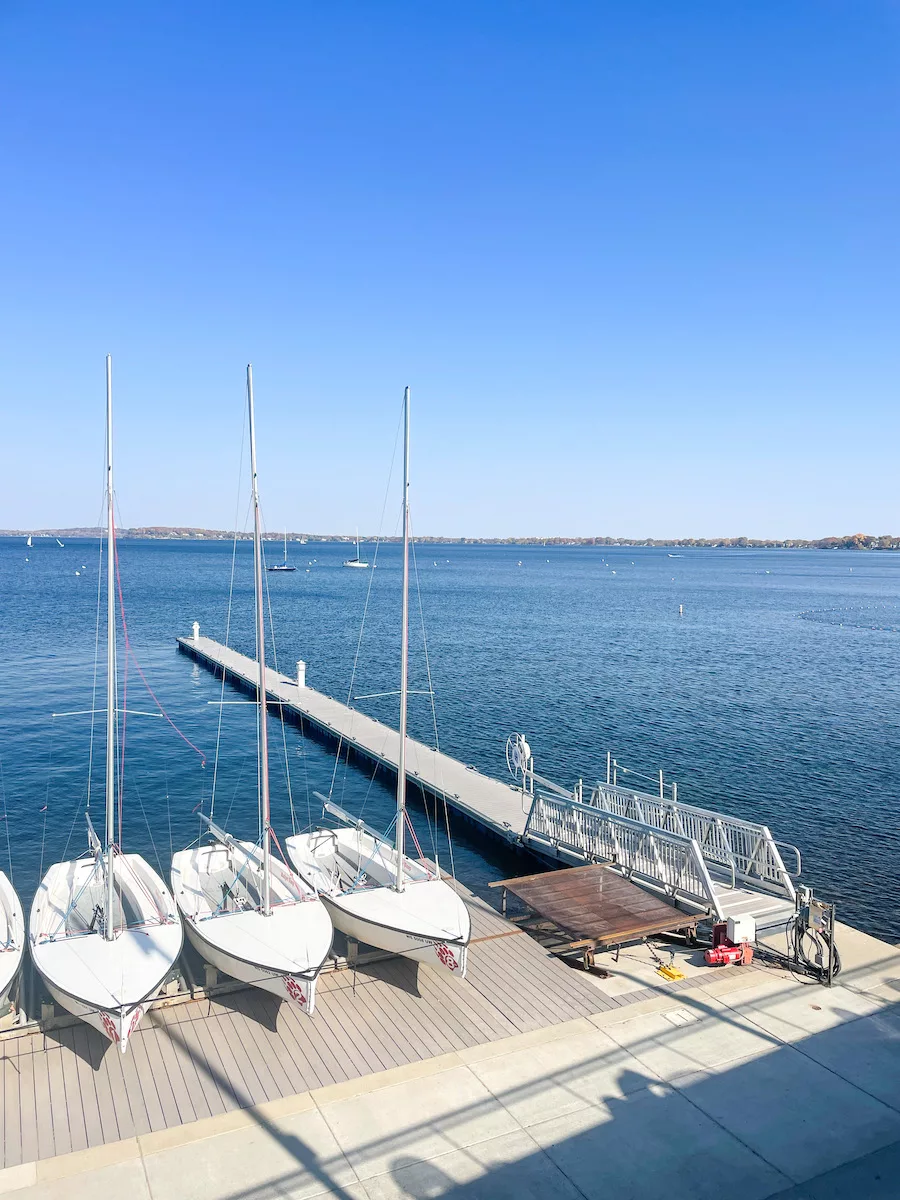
[247, 365, 272, 916]
[394, 386, 410, 891]
[104, 355, 117, 939]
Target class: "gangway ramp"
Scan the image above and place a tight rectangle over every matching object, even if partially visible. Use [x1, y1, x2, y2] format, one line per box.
[522, 777, 800, 930]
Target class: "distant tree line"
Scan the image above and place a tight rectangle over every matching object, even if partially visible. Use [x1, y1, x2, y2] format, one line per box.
[3, 528, 898, 549]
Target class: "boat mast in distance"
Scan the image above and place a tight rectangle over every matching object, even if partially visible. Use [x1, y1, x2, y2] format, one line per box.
[268, 527, 297, 571]
[343, 526, 369, 568]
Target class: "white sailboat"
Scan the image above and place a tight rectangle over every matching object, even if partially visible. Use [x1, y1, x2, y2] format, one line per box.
[287, 387, 471, 976]
[0, 872, 24, 1012]
[343, 529, 369, 569]
[26, 535, 32, 548]
[30, 357, 183, 1053]
[171, 365, 333, 1013]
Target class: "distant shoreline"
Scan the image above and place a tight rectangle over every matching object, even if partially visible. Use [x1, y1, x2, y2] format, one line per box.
[2, 528, 898, 550]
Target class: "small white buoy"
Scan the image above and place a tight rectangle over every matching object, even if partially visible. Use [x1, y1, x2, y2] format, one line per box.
[75, 570, 81, 576]
[679, 604, 683, 615]
[612, 570, 616, 575]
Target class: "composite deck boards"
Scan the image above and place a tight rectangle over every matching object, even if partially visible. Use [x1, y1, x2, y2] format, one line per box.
[0, 880, 656, 1168]
[32, 1046, 55, 1161]
[16, 1044, 38, 1166]
[71, 1026, 104, 1148]
[3, 1036, 20, 1167]
[44, 1045, 72, 1158]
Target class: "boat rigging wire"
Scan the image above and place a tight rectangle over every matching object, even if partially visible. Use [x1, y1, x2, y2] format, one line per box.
[0, 758, 13, 884]
[260, 510, 303, 839]
[327, 398, 404, 819]
[85, 496, 105, 816]
[410, 519, 457, 883]
[62, 499, 106, 864]
[210, 484, 251, 824]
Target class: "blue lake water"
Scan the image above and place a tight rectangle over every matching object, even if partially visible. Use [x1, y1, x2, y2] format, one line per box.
[1, 537, 898, 941]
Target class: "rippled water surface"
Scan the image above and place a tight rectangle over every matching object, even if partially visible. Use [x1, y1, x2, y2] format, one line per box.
[1, 538, 898, 941]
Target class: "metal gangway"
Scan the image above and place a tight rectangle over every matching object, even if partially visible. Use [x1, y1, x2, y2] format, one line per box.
[507, 735, 802, 930]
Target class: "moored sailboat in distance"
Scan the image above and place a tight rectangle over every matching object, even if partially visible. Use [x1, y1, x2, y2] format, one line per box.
[343, 529, 369, 568]
[30, 357, 183, 1053]
[288, 387, 471, 976]
[267, 529, 297, 572]
[171, 365, 333, 1013]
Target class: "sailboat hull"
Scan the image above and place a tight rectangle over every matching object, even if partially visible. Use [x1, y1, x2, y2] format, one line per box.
[285, 829, 471, 977]
[40, 977, 150, 1051]
[171, 842, 334, 1016]
[322, 897, 468, 975]
[182, 918, 321, 1012]
[30, 853, 183, 1053]
[0, 871, 25, 1011]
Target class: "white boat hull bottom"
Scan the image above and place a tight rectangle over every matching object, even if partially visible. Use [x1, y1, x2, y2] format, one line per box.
[183, 920, 318, 1013]
[0, 871, 24, 1011]
[327, 901, 468, 975]
[42, 979, 148, 1052]
[286, 828, 471, 979]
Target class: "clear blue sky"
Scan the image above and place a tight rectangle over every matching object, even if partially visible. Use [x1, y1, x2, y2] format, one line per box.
[1, 2, 897, 538]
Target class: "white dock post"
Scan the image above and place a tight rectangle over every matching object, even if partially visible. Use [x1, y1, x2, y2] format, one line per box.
[296, 660, 306, 689]
[192, 621, 200, 642]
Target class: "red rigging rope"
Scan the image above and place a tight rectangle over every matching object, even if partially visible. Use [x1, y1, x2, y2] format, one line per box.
[112, 537, 207, 770]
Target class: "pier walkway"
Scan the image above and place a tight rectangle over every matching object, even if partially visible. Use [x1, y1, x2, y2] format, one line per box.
[177, 630, 807, 931]
[177, 631, 529, 842]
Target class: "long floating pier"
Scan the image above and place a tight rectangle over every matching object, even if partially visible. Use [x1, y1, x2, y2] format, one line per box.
[177, 630, 530, 843]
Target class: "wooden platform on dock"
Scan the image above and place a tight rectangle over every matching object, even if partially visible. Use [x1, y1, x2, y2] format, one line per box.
[177, 633, 529, 840]
[493, 863, 702, 950]
[0, 883, 719, 1169]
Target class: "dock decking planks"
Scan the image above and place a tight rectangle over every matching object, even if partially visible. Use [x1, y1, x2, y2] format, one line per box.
[0, 880, 652, 1168]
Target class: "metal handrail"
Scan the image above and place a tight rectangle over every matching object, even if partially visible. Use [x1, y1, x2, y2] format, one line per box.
[774, 841, 802, 876]
[524, 791, 722, 916]
[588, 780, 796, 901]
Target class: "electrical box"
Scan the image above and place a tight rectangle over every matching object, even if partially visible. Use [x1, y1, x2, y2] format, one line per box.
[726, 915, 756, 944]
[806, 898, 829, 933]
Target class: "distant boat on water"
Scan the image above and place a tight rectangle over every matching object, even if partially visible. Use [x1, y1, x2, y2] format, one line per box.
[267, 530, 296, 572]
[26, 535, 32, 548]
[343, 529, 369, 569]
[56, 539, 64, 547]
[667, 553, 683, 558]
